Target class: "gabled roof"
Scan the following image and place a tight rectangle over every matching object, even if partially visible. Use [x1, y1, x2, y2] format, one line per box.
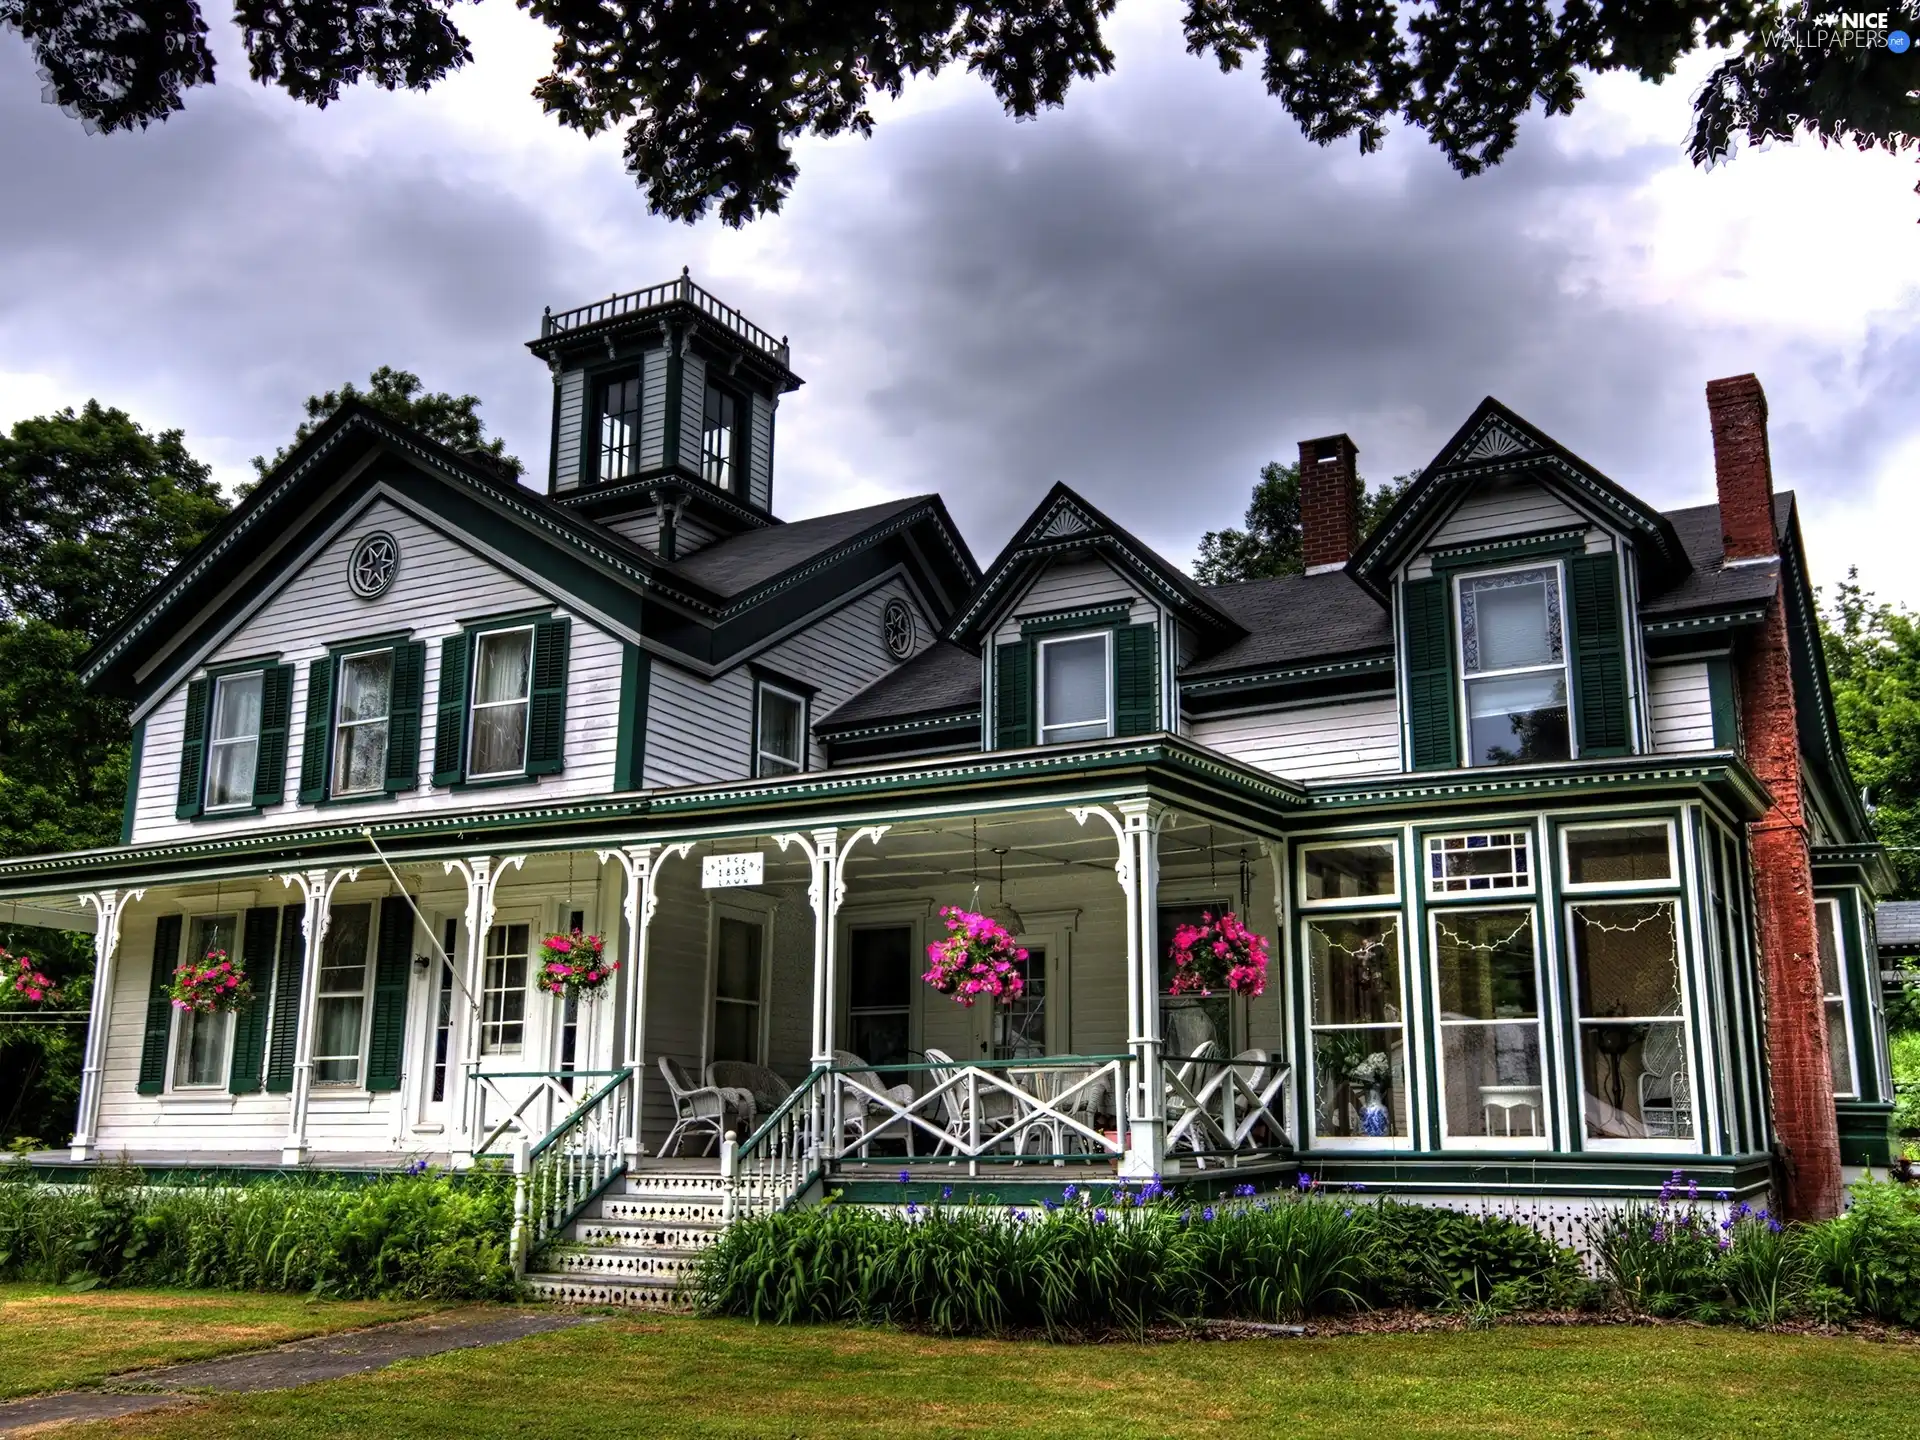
[949, 483, 1243, 646]
[817, 641, 982, 732]
[670, 498, 942, 598]
[1350, 398, 1691, 597]
[1184, 572, 1392, 676]
[1639, 494, 1788, 621]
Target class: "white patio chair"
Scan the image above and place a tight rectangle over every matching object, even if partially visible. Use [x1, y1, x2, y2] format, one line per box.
[924, 1047, 1020, 1156]
[658, 1056, 752, 1157]
[706, 1061, 793, 1118]
[832, 1050, 921, 1157]
[1224, 1049, 1293, 1150]
[1163, 1040, 1232, 1158]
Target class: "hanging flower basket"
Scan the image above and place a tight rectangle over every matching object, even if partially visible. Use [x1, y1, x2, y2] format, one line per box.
[923, 907, 1027, 1008]
[1166, 910, 1269, 998]
[3, 948, 58, 1006]
[536, 929, 616, 1000]
[168, 949, 252, 1015]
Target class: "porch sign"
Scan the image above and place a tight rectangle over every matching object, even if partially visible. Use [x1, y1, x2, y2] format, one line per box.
[702, 852, 765, 889]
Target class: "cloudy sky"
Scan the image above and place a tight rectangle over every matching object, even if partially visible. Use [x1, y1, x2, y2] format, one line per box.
[2, 4, 1915, 606]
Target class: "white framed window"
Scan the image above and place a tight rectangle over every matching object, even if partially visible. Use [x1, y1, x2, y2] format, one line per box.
[1299, 840, 1399, 907]
[1456, 563, 1572, 767]
[1037, 630, 1112, 744]
[170, 913, 238, 1090]
[1560, 821, 1677, 892]
[204, 672, 264, 810]
[709, 910, 768, 1066]
[1304, 913, 1408, 1145]
[1427, 829, 1533, 897]
[1569, 899, 1697, 1150]
[1430, 907, 1548, 1148]
[313, 902, 373, 1087]
[755, 682, 806, 777]
[332, 650, 393, 796]
[481, 922, 531, 1055]
[1815, 898, 1857, 1099]
[844, 922, 914, 1068]
[468, 626, 534, 779]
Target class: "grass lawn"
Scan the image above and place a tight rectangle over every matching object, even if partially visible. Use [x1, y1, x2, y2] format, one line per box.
[61, 1313, 1920, 1440]
[0, 1285, 441, 1400]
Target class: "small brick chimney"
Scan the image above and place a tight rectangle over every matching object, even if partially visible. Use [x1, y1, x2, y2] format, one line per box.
[1300, 434, 1360, 575]
[1707, 374, 1780, 563]
[1708, 373, 1842, 1220]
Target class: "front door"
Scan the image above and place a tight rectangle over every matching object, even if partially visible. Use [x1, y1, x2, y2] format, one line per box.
[413, 915, 460, 1134]
[984, 944, 1048, 1060]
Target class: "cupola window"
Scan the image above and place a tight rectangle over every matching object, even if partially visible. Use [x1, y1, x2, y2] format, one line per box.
[597, 373, 643, 483]
[702, 381, 741, 493]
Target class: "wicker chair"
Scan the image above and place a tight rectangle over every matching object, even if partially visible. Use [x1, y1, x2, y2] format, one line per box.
[706, 1061, 793, 1121]
[832, 1049, 919, 1156]
[658, 1056, 752, 1157]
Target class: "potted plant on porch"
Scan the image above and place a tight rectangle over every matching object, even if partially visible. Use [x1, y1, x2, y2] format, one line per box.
[1165, 910, 1269, 998]
[167, 946, 251, 1014]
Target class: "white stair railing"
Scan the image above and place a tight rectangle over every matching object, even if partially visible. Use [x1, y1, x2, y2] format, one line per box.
[504, 1067, 632, 1270]
[720, 1069, 829, 1222]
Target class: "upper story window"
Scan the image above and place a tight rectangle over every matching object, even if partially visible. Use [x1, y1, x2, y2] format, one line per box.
[756, 681, 806, 776]
[332, 650, 394, 796]
[598, 373, 642, 483]
[1038, 631, 1112, 744]
[702, 381, 741, 493]
[469, 627, 534, 779]
[1457, 565, 1570, 765]
[204, 672, 263, 810]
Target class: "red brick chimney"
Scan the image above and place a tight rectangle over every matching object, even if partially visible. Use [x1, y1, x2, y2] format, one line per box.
[1709, 373, 1841, 1220]
[1300, 434, 1359, 574]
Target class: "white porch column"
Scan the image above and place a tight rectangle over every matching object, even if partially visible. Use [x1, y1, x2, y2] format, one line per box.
[597, 841, 693, 1160]
[1073, 798, 1172, 1178]
[442, 854, 524, 1155]
[279, 866, 360, 1164]
[71, 888, 144, 1161]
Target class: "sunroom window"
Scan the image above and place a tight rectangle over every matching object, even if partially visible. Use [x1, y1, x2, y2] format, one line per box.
[755, 683, 805, 776]
[1038, 632, 1112, 743]
[1304, 914, 1406, 1141]
[468, 627, 534, 778]
[1571, 900, 1693, 1144]
[204, 672, 263, 810]
[597, 373, 642, 483]
[1458, 565, 1571, 766]
[332, 651, 393, 796]
[1432, 909, 1545, 1143]
[1816, 900, 1855, 1097]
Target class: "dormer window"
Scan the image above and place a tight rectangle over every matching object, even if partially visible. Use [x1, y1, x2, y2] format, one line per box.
[702, 380, 741, 493]
[1038, 631, 1112, 743]
[597, 373, 642, 483]
[1457, 565, 1571, 766]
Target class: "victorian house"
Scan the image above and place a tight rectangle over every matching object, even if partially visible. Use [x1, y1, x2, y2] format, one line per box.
[0, 277, 1895, 1303]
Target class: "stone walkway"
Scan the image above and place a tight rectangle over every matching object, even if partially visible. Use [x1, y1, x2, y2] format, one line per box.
[0, 1308, 598, 1435]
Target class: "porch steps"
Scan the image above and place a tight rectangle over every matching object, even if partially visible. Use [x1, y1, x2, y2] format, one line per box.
[524, 1169, 728, 1311]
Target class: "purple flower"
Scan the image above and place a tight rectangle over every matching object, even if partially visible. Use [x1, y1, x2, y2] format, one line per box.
[1768, 1218, 1783, 1234]
[1063, 1183, 1077, 1201]
[1093, 1208, 1107, 1224]
[1716, 1190, 1729, 1202]
[941, 1185, 953, 1200]
[906, 1202, 917, 1216]
[1202, 1205, 1216, 1222]
[1651, 1223, 1666, 1243]
[898, 1170, 911, 1183]
[1043, 1198, 1058, 1212]
[1296, 1171, 1314, 1192]
[1234, 1182, 1255, 1198]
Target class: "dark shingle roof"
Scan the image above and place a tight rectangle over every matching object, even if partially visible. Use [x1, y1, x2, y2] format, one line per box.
[668, 498, 930, 597]
[1877, 901, 1920, 951]
[1182, 572, 1393, 676]
[1639, 492, 1790, 618]
[818, 642, 982, 730]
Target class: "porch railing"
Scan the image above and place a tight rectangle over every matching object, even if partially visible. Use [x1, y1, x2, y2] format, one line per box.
[469, 1066, 624, 1157]
[1161, 1052, 1294, 1163]
[720, 1069, 828, 1222]
[506, 1066, 633, 1268]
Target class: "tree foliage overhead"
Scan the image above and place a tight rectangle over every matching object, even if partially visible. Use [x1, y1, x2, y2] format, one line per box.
[1193, 459, 1411, 584]
[251, 364, 523, 480]
[1823, 569, 1920, 899]
[5, 3, 1915, 225]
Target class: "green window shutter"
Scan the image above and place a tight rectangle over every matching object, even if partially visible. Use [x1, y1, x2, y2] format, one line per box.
[252, 664, 294, 807]
[385, 640, 427, 792]
[136, 913, 183, 1095]
[1568, 554, 1631, 757]
[122, 718, 145, 844]
[614, 642, 651, 791]
[1706, 654, 1739, 750]
[527, 617, 572, 775]
[364, 896, 414, 1092]
[1114, 624, 1160, 736]
[264, 904, 305, 1094]
[227, 906, 280, 1094]
[175, 678, 210, 820]
[431, 632, 471, 786]
[995, 641, 1033, 748]
[1402, 577, 1460, 770]
[297, 657, 333, 804]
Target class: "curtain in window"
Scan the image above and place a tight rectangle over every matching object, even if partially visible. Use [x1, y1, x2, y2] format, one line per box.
[333, 653, 392, 794]
[470, 630, 532, 776]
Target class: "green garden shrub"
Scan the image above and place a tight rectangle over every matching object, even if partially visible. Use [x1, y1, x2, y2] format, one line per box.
[1357, 1200, 1580, 1311]
[1807, 1177, 1920, 1327]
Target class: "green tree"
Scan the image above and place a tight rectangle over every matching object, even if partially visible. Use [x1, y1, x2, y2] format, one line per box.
[1822, 569, 1920, 900]
[5, 4, 1915, 227]
[252, 365, 522, 481]
[1194, 461, 1412, 584]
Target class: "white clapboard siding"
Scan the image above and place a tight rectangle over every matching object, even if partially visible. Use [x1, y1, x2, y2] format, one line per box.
[747, 394, 774, 510]
[639, 346, 669, 472]
[130, 498, 625, 845]
[553, 369, 585, 492]
[604, 510, 663, 553]
[1190, 696, 1401, 781]
[1649, 662, 1715, 752]
[643, 578, 933, 786]
[675, 512, 723, 558]
[678, 352, 707, 471]
[993, 555, 1146, 643]
[1428, 477, 1585, 548]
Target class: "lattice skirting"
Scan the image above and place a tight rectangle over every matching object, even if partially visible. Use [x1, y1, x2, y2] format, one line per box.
[1382, 1189, 1774, 1266]
[526, 1275, 685, 1310]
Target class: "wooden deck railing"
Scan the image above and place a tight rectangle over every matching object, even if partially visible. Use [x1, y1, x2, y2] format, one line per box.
[540, 272, 790, 366]
[1161, 1053, 1293, 1161]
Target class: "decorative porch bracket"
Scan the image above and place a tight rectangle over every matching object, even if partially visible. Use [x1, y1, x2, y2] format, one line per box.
[1071, 799, 1174, 1178]
[775, 825, 888, 1164]
[596, 841, 694, 1160]
[279, 866, 361, 1164]
[71, 887, 144, 1161]
[443, 854, 525, 1155]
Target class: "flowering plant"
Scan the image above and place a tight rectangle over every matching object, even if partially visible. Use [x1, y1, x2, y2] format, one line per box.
[167, 949, 252, 1015]
[3, 948, 57, 1005]
[923, 907, 1027, 1007]
[1166, 910, 1268, 997]
[536, 929, 615, 999]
